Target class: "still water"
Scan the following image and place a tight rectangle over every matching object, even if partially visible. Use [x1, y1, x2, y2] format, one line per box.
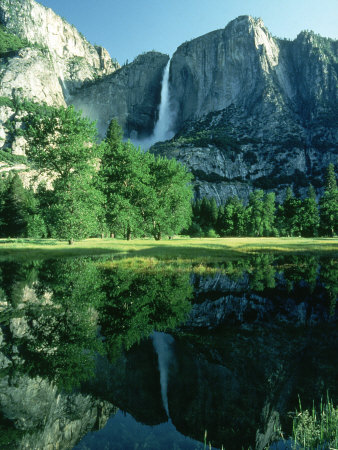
[0, 254, 336, 449]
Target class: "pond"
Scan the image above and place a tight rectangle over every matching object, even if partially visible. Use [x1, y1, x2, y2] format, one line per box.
[0, 254, 336, 449]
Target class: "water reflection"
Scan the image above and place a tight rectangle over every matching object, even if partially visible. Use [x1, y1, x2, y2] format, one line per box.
[0, 254, 336, 449]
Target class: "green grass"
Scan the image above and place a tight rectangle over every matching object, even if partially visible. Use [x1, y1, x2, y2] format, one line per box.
[291, 396, 338, 449]
[0, 237, 337, 262]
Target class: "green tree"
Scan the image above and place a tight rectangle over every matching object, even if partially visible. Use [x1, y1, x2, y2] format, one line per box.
[102, 139, 153, 239]
[100, 119, 192, 239]
[278, 187, 302, 236]
[99, 119, 153, 239]
[198, 197, 218, 233]
[23, 105, 105, 242]
[48, 174, 104, 240]
[319, 164, 338, 236]
[188, 199, 203, 236]
[299, 185, 319, 237]
[246, 190, 265, 236]
[147, 156, 193, 240]
[1, 173, 30, 237]
[219, 196, 246, 236]
[262, 192, 276, 236]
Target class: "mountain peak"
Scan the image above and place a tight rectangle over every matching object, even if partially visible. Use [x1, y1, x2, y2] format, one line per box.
[225, 15, 266, 32]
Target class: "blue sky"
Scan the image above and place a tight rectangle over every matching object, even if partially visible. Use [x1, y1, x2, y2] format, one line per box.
[38, 0, 338, 64]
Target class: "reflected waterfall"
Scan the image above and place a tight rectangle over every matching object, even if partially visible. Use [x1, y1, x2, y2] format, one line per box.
[152, 331, 174, 419]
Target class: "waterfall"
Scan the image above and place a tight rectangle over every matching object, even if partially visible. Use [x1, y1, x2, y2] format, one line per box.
[152, 331, 174, 419]
[132, 59, 175, 149]
[59, 76, 70, 102]
[151, 60, 175, 143]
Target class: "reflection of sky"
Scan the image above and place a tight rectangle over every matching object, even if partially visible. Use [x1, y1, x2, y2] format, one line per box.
[75, 410, 219, 450]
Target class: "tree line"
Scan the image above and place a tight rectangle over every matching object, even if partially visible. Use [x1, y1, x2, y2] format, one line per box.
[0, 105, 193, 242]
[0, 102, 336, 241]
[186, 164, 337, 238]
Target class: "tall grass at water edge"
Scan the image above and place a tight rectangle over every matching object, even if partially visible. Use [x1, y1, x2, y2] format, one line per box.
[290, 396, 338, 449]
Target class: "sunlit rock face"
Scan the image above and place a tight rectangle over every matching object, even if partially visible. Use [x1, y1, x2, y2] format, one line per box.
[0, 0, 118, 98]
[70, 52, 169, 139]
[0, 0, 120, 170]
[0, 48, 66, 107]
[152, 16, 337, 202]
[170, 16, 284, 124]
[170, 16, 337, 125]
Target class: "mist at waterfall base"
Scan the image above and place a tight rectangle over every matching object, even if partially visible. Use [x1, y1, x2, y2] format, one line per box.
[131, 61, 176, 150]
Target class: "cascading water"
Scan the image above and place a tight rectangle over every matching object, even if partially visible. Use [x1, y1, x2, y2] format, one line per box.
[59, 76, 70, 102]
[151, 60, 175, 143]
[152, 331, 174, 419]
[133, 59, 175, 149]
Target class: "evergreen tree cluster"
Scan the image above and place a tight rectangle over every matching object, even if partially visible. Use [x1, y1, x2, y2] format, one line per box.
[187, 165, 337, 238]
[0, 106, 193, 241]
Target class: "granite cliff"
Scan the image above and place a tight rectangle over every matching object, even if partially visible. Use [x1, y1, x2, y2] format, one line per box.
[151, 16, 337, 201]
[0, 0, 118, 103]
[0, 0, 168, 174]
[70, 52, 169, 138]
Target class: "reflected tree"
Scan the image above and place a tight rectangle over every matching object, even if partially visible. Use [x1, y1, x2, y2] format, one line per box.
[99, 267, 192, 360]
[0, 258, 105, 390]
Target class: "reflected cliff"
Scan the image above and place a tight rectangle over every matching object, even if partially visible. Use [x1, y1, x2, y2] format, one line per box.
[0, 254, 336, 449]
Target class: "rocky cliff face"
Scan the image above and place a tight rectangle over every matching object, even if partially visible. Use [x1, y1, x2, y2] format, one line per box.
[70, 52, 169, 138]
[0, 0, 120, 174]
[0, 4, 336, 201]
[169, 16, 337, 125]
[0, 0, 169, 171]
[152, 16, 337, 202]
[0, 288, 117, 450]
[0, 0, 118, 99]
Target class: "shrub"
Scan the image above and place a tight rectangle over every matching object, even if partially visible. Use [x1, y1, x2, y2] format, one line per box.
[205, 228, 218, 238]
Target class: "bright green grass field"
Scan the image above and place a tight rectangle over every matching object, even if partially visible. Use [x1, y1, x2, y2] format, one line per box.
[0, 237, 337, 261]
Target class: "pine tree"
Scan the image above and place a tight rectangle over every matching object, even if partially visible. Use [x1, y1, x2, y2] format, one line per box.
[300, 185, 319, 237]
[279, 187, 302, 236]
[199, 197, 212, 230]
[2, 173, 29, 237]
[219, 196, 246, 236]
[320, 164, 338, 236]
[209, 198, 218, 229]
[246, 190, 265, 236]
[262, 192, 276, 236]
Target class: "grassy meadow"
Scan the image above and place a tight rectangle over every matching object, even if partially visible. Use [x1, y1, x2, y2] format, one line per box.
[0, 236, 337, 262]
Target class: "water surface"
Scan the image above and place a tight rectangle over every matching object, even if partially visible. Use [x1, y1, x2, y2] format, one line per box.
[0, 254, 336, 449]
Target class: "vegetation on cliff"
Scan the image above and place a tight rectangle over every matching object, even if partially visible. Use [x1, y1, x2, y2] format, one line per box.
[0, 24, 29, 56]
